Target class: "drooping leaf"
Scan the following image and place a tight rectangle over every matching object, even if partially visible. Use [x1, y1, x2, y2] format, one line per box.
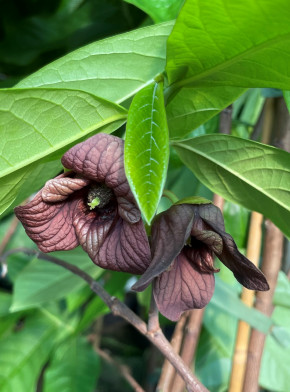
[166, 0, 290, 90]
[125, 82, 169, 223]
[0, 312, 58, 392]
[16, 22, 174, 104]
[173, 134, 290, 238]
[124, 0, 184, 23]
[43, 337, 100, 392]
[166, 86, 245, 139]
[0, 88, 127, 216]
[10, 248, 103, 311]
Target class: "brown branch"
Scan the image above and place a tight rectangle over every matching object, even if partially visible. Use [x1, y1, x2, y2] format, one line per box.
[156, 312, 188, 392]
[171, 309, 205, 392]
[94, 347, 145, 392]
[242, 221, 283, 392]
[1, 247, 209, 392]
[229, 212, 263, 392]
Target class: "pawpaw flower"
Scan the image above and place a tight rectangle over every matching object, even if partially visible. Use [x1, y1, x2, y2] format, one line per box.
[14, 133, 151, 274]
[132, 203, 269, 321]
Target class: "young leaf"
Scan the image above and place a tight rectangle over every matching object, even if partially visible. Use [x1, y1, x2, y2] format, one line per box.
[166, 86, 245, 139]
[173, 134, 290, 238]
[0, 88, 127, 216]
[125, 82, 169, 224]
[166, 0, 290, 90]
[43, 337, 100, 392]
[16, 22, 174, 104]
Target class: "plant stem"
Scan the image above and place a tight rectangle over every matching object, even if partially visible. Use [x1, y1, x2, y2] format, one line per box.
[162, 189, 179, 204]
[1, 247, 209, 392]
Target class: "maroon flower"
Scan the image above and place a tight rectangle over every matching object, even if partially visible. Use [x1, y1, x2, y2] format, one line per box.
[132, 203, 269, 321]
[15, 133, 151, 274]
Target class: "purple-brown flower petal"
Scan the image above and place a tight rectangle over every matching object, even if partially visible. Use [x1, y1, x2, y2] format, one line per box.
[14, 192, 79, 252]
[72, 198, 117, 261]
[132, 204, 194, 291]
[154, 251, 215, 321]
[61, 133, 138, 222]
[200, 204, 269, 291]
[117, 196, 141, 224]
[42, 173, 90, 202]
[97, 217, 151, 274]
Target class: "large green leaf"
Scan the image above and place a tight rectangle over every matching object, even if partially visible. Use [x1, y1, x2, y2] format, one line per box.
[0, 312, 58, 392]
[125, 82, 169, 223]
[16, 22, 174, 104]
[166, 86, 245, 139]
[11, 248, 103, 311]
[43, 337, 100, 392]
[0, 88, 127, 215]
[124, 0, 184, 22]
[173, 134, 290, 238]
[166, 0, 290, 90]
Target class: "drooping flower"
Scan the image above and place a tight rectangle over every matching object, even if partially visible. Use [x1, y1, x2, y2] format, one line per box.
[15, 133, 151, 274]
[132, 203, 269, 321]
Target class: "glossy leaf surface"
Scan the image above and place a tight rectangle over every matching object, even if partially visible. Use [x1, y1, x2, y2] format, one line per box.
[125, 82, 169, 223]
[173, 134, 290, 238]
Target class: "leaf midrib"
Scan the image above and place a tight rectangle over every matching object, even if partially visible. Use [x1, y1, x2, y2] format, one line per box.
[169, 31, 290, 89]
[173, 141, 289, 211]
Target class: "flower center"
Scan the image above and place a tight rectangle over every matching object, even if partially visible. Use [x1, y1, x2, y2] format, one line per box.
[87, 183, 114, 210]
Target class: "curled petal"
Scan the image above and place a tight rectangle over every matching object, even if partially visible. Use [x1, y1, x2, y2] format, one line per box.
[197, 203, 226, 233]
[97, 217, 151, 274]
[14, 192, 79, 252]
[61, 133, 136, 204]
[117, 196, 141, 224]
[132, 204, 194, 291]
[154, 251, 215, 321]
[42, 174, 90, 202]
[202, 216, 269, 291]
[191, 227, 223, 255]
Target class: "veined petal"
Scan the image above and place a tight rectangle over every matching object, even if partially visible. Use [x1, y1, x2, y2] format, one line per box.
[61, 133, 136, 203]
[14, 192, 79, 252]
[72, 198, 117, 262]
[42, 173, 90, 202]
[117, 196, 141, 223]
[97, 217, 151, 274]
[132, 204, 194, 291]
[154, 251, 215, 321]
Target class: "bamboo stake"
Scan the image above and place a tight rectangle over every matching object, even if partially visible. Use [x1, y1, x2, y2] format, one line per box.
[228, 212, 263, 392]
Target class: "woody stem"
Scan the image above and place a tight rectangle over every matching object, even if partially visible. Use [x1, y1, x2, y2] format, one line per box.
[1, 247, 209, 392]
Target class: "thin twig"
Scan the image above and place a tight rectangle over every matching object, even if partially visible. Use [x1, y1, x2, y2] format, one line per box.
[94, 347, 145, 392]
[0, 216, 19, 255]
[148, 284, 160, 333]
[1, 248, 209, 392]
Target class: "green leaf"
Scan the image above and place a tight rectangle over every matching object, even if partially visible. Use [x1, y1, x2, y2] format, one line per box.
[175, 196, 211, 205]
[260, 306, 290, 391]
[166, 0, 290, 90]
[10, 247, 102, 311]
[124, 0, 184, 23]
[43, 337, 100, 392]
[125, 82, 169, 223]
[0, 312, 57, 392]
[16, 22, 174, 104]
[0, 88, 127, 216]
[173, 134, 290, 238]
[274, 271, 290, 308]
[166, 86, 245, 139]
